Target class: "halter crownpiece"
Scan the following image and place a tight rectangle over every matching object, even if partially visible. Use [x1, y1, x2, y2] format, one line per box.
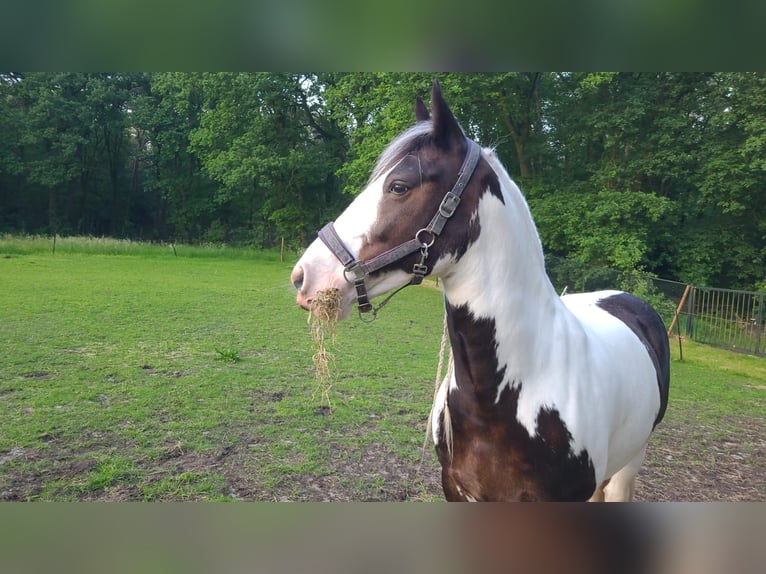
[318, 138, 481, 320]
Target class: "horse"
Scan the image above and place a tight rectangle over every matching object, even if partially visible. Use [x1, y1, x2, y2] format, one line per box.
[291, 80, 670, 502]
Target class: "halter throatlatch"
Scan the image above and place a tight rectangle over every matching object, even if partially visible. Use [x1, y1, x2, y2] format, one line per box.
[318, 138, 481, 320]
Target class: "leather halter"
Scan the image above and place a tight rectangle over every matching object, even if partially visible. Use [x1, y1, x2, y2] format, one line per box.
[318, 138, 481, 319]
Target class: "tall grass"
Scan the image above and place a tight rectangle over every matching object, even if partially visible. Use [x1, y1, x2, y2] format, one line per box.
[0, 234, 286, 261]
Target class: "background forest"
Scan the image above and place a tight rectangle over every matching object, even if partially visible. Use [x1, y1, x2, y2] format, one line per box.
[1, 72, 764, 291]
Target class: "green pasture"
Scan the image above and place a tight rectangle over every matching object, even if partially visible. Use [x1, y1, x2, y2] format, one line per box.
[1, 236, 764, 501]
[0, 236, 446, 500]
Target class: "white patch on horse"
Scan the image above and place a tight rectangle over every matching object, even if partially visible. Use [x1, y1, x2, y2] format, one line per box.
[294, 157, 413, 317]
[438, 149, 660, 483]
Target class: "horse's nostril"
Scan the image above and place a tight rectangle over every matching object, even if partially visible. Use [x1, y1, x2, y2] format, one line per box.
[291, 267, 305, 291]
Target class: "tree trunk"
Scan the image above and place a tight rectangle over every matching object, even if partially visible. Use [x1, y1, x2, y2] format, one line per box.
[513, 136, 532, 179]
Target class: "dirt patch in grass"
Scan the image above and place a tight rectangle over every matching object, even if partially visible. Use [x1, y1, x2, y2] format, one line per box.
[2, 413, 764, 502]
[21, 371, 53, 379]
[635, 414, 766, 501]
[0, 448, 98, 501]
[214, 411, 766, 502]
[219, 438, 443, 502]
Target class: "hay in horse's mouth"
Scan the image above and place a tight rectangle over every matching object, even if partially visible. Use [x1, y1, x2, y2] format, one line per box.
[308, 288, 342, 405]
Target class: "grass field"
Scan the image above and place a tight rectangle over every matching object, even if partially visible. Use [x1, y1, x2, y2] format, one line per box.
[1, 236, 765, 501]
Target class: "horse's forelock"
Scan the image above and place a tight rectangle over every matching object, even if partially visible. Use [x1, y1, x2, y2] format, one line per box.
[368, 122, 433, 184]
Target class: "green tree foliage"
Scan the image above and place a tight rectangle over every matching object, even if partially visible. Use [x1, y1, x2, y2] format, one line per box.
[321, 72, 435, 194]
[129, 72, 217, 242]
[440, 72, 550, 180]
[0, 73, 144, 235]
[0, 72, 764, 290]
[530, 72, 766, 289]
[187, 73, 345, 247]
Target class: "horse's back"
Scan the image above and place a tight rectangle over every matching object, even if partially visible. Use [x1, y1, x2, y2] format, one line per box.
[560, 290, 670, 476]
[592, 291, 670, 427]
[562, 290, 669, 424]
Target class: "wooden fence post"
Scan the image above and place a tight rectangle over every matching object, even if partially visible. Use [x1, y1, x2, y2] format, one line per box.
[667, 284, 692, 337]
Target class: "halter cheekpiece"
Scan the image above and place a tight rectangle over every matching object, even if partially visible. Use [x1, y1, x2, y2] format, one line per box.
[318, 138, 481, 320]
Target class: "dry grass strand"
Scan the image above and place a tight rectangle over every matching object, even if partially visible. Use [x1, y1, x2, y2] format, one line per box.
[308, 288, 342, 406]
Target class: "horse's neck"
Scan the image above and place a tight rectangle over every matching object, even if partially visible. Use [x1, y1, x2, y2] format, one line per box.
[440, 174, 561, 399]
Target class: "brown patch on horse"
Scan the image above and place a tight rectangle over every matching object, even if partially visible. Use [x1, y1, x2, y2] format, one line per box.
[435, 303, 597, 501]
[438, 398, 598, 501]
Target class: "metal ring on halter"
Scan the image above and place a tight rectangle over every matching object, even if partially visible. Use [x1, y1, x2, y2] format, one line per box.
[342, 263, 365, 285]
[415, 228, 435, 249]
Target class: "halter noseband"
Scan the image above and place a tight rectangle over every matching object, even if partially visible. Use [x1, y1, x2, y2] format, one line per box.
[318, 138, 481, 320]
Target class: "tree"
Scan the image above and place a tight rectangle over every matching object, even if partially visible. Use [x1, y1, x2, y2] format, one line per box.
[129, 72, 217, 242]
[440, 72, 549, 180]
[0, 73, 28, 230]
[0, 72, 763, 291]
[321, 72, 435, 195]
[0, 73, 142, 236]
[680, 72, 766, 288]
[189, 73, 345, 246]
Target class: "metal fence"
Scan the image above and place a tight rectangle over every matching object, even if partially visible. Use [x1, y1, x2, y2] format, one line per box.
[629, 278, 765, 357]
[545, 256, 766, 356]
[683, 286, 765, 356]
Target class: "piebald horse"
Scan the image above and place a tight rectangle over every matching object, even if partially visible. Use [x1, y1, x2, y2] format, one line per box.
[292, 80, 670, 501]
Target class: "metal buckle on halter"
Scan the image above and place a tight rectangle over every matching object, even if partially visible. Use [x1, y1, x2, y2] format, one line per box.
[357, 300, 373, 313]
[352, 276, 373, 314]
[438, 191, 461, 218]
[410, 240, 430, 286]
[411, 263, 428, 284]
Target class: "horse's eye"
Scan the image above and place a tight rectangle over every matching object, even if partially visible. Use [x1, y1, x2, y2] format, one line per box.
[389, 182, 410, 195]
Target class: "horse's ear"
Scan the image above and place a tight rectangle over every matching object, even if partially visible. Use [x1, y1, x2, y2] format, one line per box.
[430, 79, 464, 149]
[415, 95, 430, 122]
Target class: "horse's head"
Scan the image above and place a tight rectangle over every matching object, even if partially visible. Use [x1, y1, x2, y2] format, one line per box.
[292, 80, 491, 319]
